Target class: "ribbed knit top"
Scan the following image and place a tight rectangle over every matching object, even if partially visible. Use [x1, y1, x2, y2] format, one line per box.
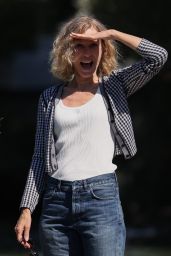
[53, 84, 117, 181]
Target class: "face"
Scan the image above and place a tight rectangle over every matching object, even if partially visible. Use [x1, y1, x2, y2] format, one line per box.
[71, 27, 102, 82]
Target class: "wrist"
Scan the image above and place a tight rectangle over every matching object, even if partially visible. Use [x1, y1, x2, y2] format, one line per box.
[20, 207, 31, 215]
[109, 29, 120, 40]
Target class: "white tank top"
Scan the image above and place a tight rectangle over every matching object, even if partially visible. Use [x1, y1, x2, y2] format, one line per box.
[53, 84, 117, 181]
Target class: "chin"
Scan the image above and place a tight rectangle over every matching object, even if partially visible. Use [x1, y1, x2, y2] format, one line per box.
[77, 70, 98, 79]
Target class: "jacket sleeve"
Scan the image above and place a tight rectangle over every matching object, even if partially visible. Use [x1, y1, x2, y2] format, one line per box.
[19, 94, 47, 214]
[110, 38, 168, 97]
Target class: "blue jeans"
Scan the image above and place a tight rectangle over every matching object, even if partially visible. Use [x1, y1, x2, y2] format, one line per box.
[39, 172, 126, 256]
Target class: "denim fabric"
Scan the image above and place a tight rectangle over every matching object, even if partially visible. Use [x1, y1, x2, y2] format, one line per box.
[39, 172, 126, 256]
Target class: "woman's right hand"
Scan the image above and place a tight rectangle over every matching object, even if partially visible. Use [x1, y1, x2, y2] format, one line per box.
[14, 208, 32, 249]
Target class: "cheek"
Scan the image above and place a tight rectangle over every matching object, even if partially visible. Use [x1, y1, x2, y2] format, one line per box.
[71, 55, 79, 66]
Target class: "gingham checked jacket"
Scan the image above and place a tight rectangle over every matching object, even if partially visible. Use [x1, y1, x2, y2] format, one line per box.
[20, 38, 168, 213]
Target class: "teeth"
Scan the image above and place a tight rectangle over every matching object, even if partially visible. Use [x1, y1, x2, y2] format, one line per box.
[81, 61, 92, 63]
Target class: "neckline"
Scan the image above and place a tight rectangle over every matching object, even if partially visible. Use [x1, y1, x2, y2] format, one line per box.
[59, 84, 101, 109]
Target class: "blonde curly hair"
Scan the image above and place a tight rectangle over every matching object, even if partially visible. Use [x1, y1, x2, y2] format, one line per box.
[49, 15, 118, 81]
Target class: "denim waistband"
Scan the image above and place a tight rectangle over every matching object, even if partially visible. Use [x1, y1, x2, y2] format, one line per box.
[46, 171, 117, 188]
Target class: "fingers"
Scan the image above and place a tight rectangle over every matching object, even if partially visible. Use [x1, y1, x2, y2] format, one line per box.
[70, 32, 96, 40]
[14, 211, 32, 249]
[14, 224, 23, 243]
[14, 224, 31, 249]
[70, 30, 113, 41]
[23, 224, 30, 243]
[20, 240, 31, 249]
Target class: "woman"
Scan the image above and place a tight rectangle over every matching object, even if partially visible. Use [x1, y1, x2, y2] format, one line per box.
[15, 15, 168, 256]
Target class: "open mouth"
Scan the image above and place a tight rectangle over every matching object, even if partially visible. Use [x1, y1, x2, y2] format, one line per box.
[80, 61, 93, 69]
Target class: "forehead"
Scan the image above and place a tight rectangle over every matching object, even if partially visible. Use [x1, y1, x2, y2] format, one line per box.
[82, 27, 98, 35]
[73, 27, 100, 45]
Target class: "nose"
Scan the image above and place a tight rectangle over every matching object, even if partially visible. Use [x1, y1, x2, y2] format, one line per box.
[83, 46, 91, 57]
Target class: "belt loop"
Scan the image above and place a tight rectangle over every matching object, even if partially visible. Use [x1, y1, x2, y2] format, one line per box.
[114, 172, 118, 186]
[83, 179, 87, 190]
[57, 179, 61, 191]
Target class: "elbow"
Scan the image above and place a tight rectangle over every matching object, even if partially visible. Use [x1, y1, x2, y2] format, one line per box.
[163, 48, 168, 64]
[151, 47, 168, 71]
[158, 47, 168, 66]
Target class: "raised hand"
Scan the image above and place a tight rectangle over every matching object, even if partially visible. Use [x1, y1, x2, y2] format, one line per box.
[70, 29, 142, 50]
[70, 29, 113, 41]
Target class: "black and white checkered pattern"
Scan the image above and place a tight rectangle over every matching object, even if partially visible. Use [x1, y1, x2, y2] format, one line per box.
[20, 38, 168, 213]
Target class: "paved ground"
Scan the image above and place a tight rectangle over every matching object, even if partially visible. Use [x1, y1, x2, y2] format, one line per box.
[125, 246, 171, 256]
[1, 247, 171, 256]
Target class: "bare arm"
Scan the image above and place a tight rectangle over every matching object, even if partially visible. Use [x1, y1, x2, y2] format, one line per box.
[109, 29, 142, 49]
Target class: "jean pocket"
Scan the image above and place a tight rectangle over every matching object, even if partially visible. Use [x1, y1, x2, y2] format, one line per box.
[43, 184, 56, 200]
[90, 182, 117, 200]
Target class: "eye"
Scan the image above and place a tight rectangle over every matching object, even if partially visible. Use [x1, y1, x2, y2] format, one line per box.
[90, 43, 98, 49]
[74, 43, 84, 51]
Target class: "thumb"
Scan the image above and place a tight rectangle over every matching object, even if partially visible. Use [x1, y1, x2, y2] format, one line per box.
[14, 225, 23, 243]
